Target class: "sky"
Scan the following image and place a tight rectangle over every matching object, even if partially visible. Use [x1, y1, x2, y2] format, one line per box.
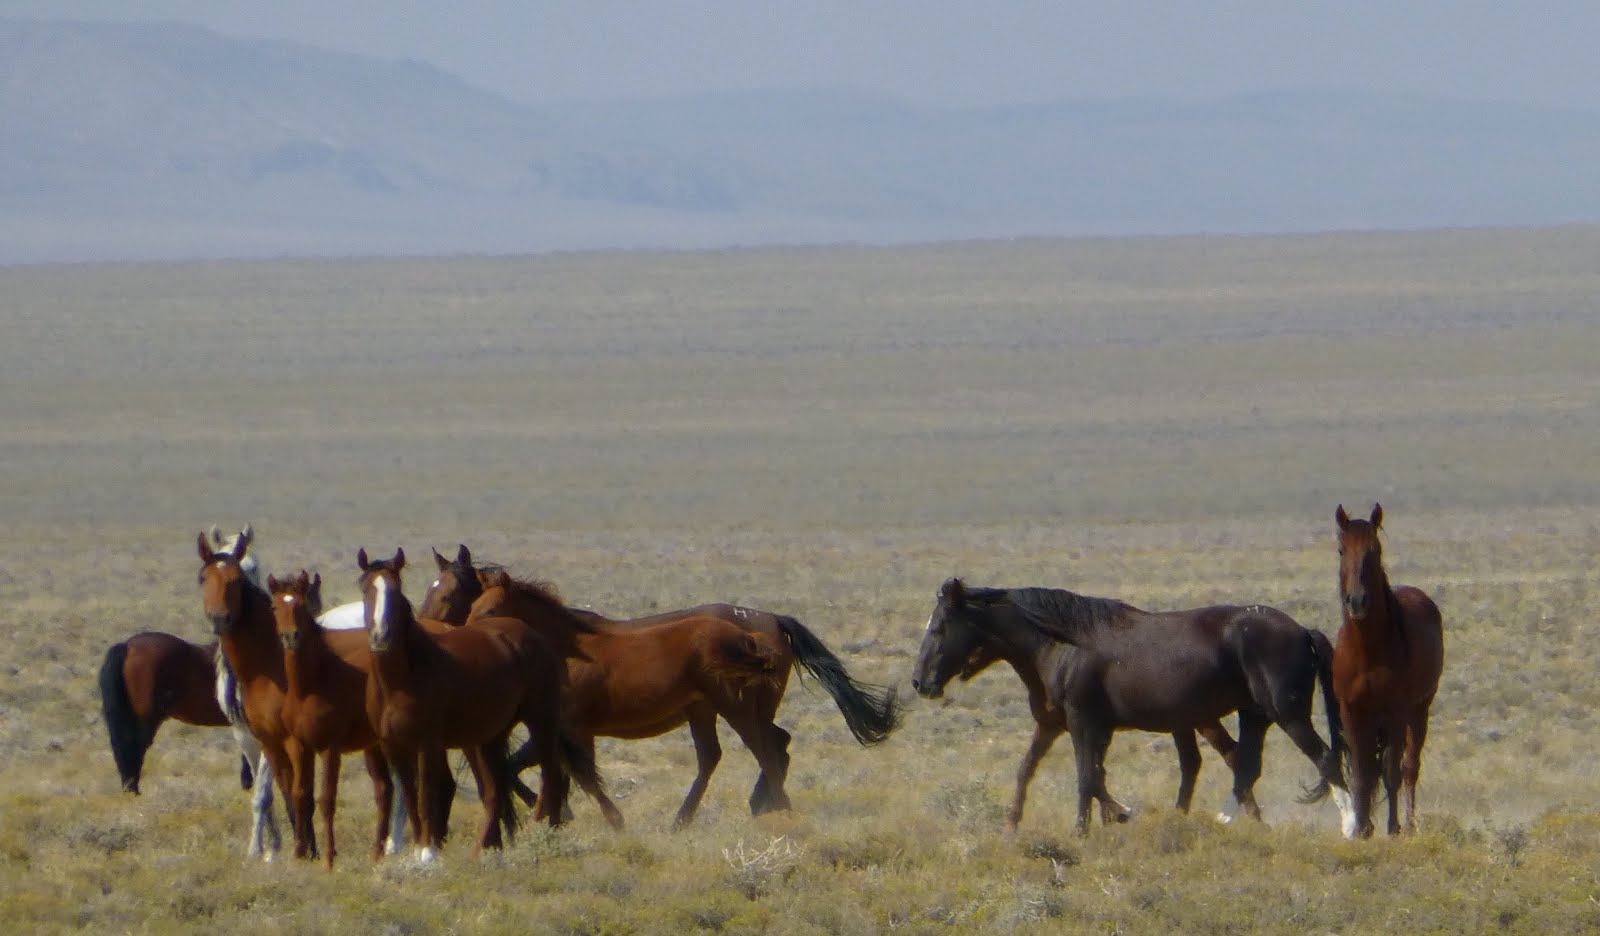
[5, 1, 1600, 110]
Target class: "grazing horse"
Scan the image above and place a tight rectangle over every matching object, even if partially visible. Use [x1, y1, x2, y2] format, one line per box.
[457, 561, 902, 829]
[198, 531, 397, 867]
[357, 547, 587, 857]
[910, 600, 1243, 829]
[913, 578, 1346, 835]
[1328, 504, 1445, 838]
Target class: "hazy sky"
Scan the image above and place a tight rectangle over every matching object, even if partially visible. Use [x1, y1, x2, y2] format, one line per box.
[6, 1, 1600, 110]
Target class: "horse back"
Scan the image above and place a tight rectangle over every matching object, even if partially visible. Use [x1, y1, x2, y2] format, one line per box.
[124, 631, 230, 727]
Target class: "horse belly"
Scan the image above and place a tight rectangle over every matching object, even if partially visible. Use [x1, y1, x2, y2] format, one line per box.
[1101, 664, 1239, 731]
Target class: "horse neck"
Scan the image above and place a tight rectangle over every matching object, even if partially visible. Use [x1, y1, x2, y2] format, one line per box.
[505, 590, 582, 645]
[218, 584, 284, 686]
[280, 615, 331, 699]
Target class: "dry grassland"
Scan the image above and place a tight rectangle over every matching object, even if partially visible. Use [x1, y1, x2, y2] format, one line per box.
[1, 227, 1599, 934]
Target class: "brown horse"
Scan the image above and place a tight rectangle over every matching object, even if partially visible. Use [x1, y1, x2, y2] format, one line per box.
[912, 606, 1244, 829]
[198, 531, 397, 867]
[99, 632, 235, 795]
[914, 578, 1346, 834]
[449, 558, 902, 829]
[357, 547, 589, 857]
[1329, 504, 1445, 838]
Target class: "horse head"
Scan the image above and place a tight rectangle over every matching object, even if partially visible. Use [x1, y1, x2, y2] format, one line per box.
[912, 578, 998, 699]
[197, 527, 254, 635]
[357, 547, 407, 652]
[267, 570, 319, 653]
[417, 544, 481, 624]
[1335, 503, 1385, 620]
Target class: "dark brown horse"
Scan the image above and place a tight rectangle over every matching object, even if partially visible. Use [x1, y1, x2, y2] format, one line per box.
[99, 632, 234, 795]
[357, 547, 589, 857]
[913, 578, 1346, 834]
[1328, 504, 1445, 838]
[912, 603, 1243, 830]
[446, 557, 901, 829]
[198, 531, 397, 867]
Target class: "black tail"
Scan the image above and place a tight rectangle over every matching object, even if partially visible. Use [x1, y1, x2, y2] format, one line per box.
[505, 730, 599, 823]
[1298, 629, 1348, 804]
[99, 642, 149, 794]
[778, 616, 901, 746]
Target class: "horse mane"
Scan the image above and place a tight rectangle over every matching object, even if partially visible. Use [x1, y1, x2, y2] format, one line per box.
[488, 572, 599, 636]
[993, 587, 1133, 644]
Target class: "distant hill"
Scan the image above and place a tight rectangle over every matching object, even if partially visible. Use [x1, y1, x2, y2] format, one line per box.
[5, 18, 1600, 262]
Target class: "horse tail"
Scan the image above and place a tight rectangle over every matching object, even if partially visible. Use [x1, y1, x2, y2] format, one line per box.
[99, 642, 148, 794]
[558, 730, 606, 803]
[1297, 628, 1348, 804]
[777, 616, 902, 746]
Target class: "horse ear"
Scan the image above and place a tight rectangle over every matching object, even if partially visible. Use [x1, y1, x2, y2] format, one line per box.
[294, 569, 310, 589]
[356, 548, 370, 571]
[393, 547, 406, 571]
[198, 532, 214, 562]
[311, 572, 322, 593]
[1369, 503, 1383, 530]
[456, 544, 471, 566]
[432, 547, 449, 571]
[233, 527, 252, 560]
[266, 573, 280, 591]
[940, 577, 966, 606]
[1335, 504, 1350, 530]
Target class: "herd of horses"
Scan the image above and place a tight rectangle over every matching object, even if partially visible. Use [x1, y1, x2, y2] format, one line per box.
[98, 503, 1443, 868]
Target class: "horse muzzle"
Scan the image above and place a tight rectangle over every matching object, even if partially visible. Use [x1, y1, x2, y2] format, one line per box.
[279, 632, 301, 652]
[1343, 593, 1369, 619]
[207, 611, 234, 634]
[911, 678, 944, 700]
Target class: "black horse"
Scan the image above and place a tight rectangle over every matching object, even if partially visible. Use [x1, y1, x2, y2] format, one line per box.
[912, 578, 1346, 834]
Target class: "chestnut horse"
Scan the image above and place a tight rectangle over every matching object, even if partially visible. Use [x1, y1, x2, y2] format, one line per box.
[198, 531, 397, 867]
[913, 578, 1346, 834]
[449, 558, 902, 829]
[909, 590, 1244, 829]
[357, 547, 593, 857]
[1329, 504, 1445, 838]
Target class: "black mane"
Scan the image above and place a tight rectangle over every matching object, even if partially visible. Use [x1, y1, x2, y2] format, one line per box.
[987, 586, 1133, 644]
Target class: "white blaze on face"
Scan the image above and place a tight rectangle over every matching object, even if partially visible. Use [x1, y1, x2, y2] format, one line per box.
[283, 595, 295, 606]
[371, 575, 391, 643]
[1331, 787, 1358, 839]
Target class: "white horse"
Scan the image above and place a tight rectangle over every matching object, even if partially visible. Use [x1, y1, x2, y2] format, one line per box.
[208, 525, 405, 860]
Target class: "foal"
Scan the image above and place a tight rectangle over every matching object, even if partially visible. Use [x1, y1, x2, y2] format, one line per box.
[267, 570, 397, 868]
[1331, 504, 1445, 838]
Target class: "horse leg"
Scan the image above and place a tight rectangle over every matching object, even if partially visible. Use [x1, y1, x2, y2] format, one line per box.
[568, 733, 625, 830]
[415, 748, 444, 861]
[1400, 708, 1430, 833]
[1070, 718, 1115, 834]
[1343, 717, 1379, 839]
[284, 740, 317, 861]
[673, 705, 723, 829]
[1219, 711, 1267, 824]
[249, 750, 282, 860]
[1004, 720, 1062, 834]
[749, 724, 793, 814]
[727, 711, 792, 817]
[1172, 729, 1202, 813]
[364, 749, 394, 862]
[1381, 720, 1404, 835]
[384, 744, 423, 853]
[317, 748, 341, 870]
[463, 746, 503, 854]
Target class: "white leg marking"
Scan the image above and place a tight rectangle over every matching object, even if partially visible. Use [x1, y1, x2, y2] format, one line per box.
[1331, 787, 1358, 839]
[418, 846, 437, 864]
[1216, 793, 1240, 824]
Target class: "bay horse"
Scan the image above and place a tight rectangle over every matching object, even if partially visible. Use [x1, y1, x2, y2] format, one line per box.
[913, 578, 1346, 835]
[448, 556, 902, 829]
[98, 631, 238, 795]
[357, 547, 591, 858]
[198, 530, 398, 867]
[1327, 504, 1445, 838]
